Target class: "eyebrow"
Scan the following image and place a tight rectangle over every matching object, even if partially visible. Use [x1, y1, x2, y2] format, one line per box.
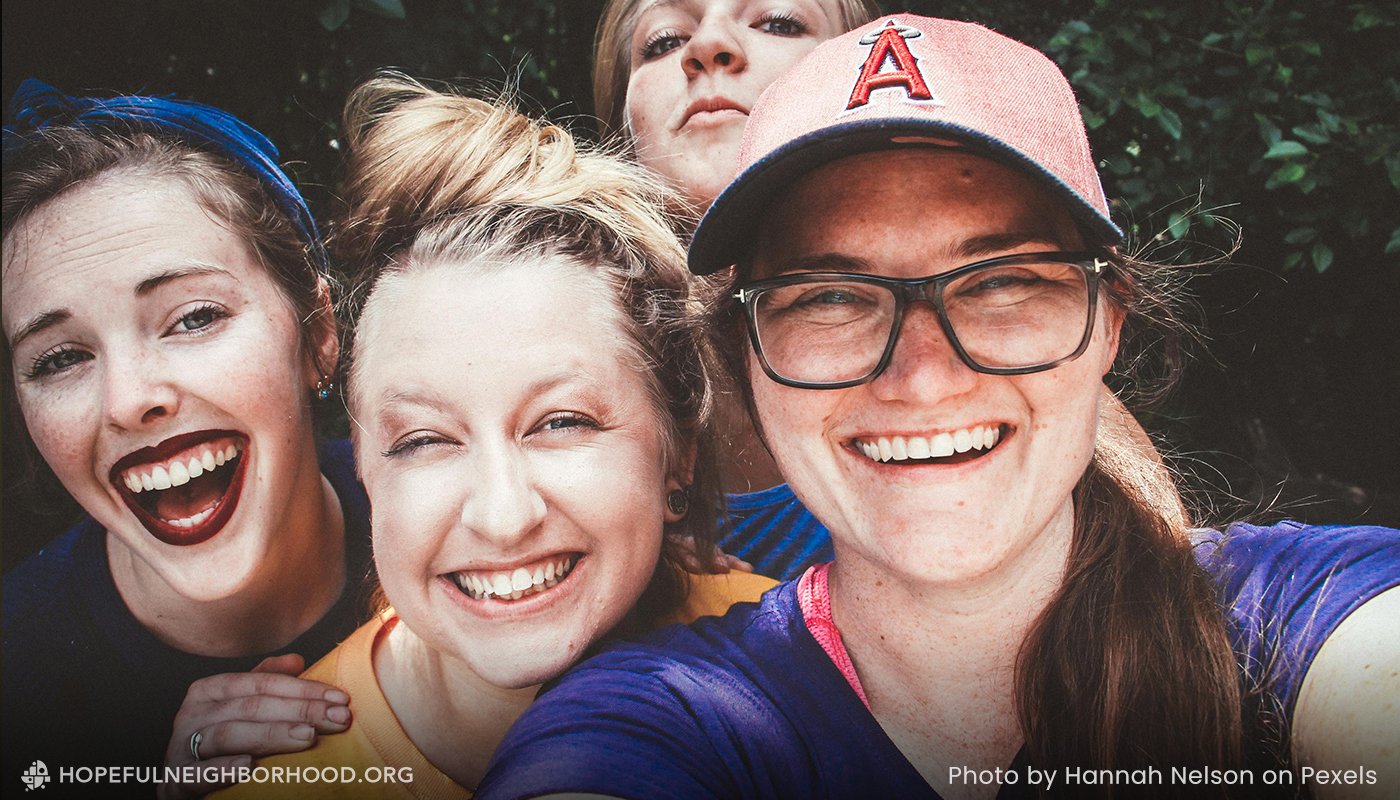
[135, 264, 236, 296]
[770, 253, 876, 276]
[9, 263, 238, 350]
[954, 232, 1064, 260]
[8, 309, 71, 351]
[374, 370, 602, 422]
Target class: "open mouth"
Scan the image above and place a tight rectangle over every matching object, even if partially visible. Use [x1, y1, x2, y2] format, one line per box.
[853, 424, 1006, 466]
[109, 430, 248, 547]
[446, 553, 580, 603]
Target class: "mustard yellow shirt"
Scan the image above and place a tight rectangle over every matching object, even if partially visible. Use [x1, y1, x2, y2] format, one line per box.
[210, 571, 775, 799]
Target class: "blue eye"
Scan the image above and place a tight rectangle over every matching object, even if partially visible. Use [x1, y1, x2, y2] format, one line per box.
[27, 345, 93, 379]
[756, 14, 806, 37]
[168, 303, 228, 334]
[641, 31, 685, 60]
[539, 413, 599, 433]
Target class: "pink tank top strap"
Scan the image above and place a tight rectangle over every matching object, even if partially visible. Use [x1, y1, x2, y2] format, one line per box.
[796, 563, 869, 709]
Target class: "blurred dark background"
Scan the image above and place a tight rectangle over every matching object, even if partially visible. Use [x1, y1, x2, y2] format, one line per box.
[4, 0, 1397, 571]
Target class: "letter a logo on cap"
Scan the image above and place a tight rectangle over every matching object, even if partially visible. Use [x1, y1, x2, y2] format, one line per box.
[847, 21, 940, 110]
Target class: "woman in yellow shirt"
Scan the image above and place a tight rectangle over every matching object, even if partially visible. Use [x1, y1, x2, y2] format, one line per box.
[212, 74, 773, 799]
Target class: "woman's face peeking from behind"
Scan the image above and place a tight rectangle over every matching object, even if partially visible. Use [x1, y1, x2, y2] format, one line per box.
[745, 149, 1123, 590]
[2, 170, 334, 602]
[352, 259, 680, 690]
[625, 0, 844, 211]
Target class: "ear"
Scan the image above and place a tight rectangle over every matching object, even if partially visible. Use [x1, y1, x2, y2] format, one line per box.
[304, 275, 340, 387]
[1098, 300, 1125, 379]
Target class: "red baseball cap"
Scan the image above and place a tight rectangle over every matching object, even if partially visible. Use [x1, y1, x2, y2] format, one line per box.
[688, 14, 1122, 276]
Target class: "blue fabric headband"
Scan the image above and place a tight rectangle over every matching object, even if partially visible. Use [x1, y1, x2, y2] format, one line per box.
[4, 79, 326, 271]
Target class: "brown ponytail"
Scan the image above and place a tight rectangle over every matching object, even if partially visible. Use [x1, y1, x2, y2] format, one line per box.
[702, 244, 1293, 795]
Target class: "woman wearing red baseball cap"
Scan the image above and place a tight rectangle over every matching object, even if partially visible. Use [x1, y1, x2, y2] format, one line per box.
[477, 16, 1399, 800]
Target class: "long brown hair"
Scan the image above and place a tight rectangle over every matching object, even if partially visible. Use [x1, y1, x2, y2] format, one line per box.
[336, 74, 725, 626]
[703, 245, 1294, 797]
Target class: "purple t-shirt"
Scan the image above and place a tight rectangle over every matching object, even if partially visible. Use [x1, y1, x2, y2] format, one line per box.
[477, 522, 1399, 800]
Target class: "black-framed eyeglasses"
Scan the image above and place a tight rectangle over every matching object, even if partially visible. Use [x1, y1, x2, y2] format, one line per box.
[733, 252, 1108, 390]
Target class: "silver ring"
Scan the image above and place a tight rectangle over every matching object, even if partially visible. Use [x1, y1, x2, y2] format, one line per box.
[189, 729, 204, 761]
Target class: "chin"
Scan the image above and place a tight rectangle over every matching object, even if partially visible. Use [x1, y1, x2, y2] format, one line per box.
[468, 646, 579, 690]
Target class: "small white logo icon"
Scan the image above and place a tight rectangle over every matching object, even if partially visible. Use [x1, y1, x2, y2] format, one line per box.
[21, 760, 49, 790]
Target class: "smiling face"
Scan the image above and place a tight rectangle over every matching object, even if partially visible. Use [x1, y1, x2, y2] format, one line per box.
[2, 170, 332, 600]
[625, 0, 843, 211]
[745, 149, 1121, 586]
[353, 259, 678, 690]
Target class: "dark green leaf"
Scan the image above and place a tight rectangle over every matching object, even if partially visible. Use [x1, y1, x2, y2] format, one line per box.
[1386, 228, 1400, 255]
[1284, 227, 1317, 245]
[1267, 163, 1307, 186]
[1263, 140, 1309, 159]
[1167, 211, 1190, 239]
[1291, 123, 1330, 145]
[1245, 44, 1274, 65]
[1311, 241, 1333, 273]
[318, 0, 350, 31]
[1157, 107, 1183, 140]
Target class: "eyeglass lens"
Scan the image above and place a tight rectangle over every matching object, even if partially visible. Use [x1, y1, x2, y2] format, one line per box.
[750, 259, 1092, 385]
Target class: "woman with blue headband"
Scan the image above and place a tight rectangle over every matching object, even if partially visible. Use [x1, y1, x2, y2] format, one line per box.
[2, 81, 364, 797]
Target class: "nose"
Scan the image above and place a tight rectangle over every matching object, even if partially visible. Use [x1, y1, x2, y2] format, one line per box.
[868, 304, 979, 403]
[102, 349, 181, 431]
[457, 439, 548, 548]
[682, 17, 747, 78]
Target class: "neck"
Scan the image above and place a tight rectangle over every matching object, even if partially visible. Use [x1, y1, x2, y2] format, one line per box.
[828, 500, 1074, 800]
[375, 620, 538, 790]
[109, 447, 347, 657]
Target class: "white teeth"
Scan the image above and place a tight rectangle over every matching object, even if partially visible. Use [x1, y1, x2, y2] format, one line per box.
[121, 442, 241, 495]
[907, 436, 931, 459]
[455, 555, 578, 601]
[168, 507, 215, 530]
[856, 425, 1003, 463]
[953, 429, 972, 453]
[931, 432, 955, 457]
[169, 461, 191, 486]
[890, 436, 908, 461]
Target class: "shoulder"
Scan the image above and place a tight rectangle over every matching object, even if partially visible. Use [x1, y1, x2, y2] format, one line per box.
[213, 615, 410, 800]
[477, 581, 864, 800]
[1291, 585, 1400, 798]
[664, 570, 779, 625]
[1195, 521, 1400, 716]
[2, 520, 106, 665]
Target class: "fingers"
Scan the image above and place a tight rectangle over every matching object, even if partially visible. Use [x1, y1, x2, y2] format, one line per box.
[720, 553, 755, 573]
[186, 669, 349, 706]
[216, 692, 352, 734]
[251, 653, 305, 676]
[199, 719, 321, 758]
[155, 754, 251, 800]
[165, 664, 353, 777]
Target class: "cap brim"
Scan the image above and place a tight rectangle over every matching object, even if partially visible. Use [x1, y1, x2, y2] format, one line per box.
[689, 118, 1124, 276]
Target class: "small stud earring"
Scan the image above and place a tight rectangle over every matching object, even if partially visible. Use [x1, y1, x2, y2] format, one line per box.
[667, 488, 690, 518]
[315, 376, 333, 400]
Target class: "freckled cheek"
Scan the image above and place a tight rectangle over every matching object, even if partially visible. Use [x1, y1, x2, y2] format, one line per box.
[20, 389, 103, 490]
